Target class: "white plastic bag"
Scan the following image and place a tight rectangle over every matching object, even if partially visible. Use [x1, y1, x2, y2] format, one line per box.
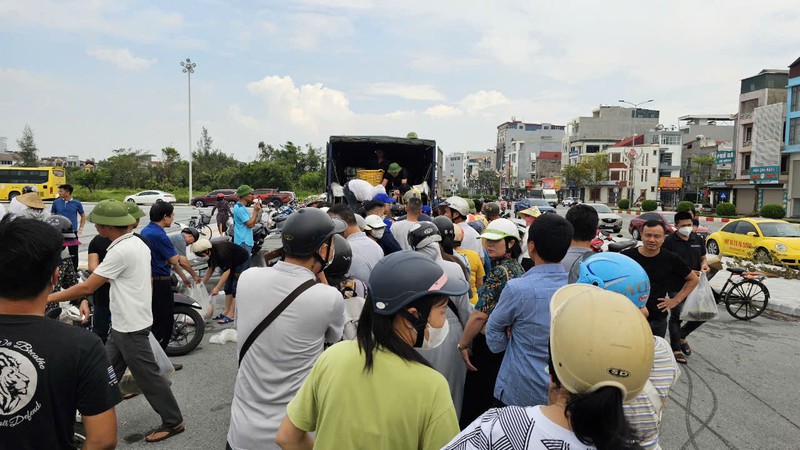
[119, 333, 175, 395]
[680, 273, 718, 321]
[188, 282, 214, 320]
[209, 328, 238, 345]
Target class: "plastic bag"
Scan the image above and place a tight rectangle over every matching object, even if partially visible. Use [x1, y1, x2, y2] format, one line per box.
[209, 328, 238, 345]
[119, 333, 175, 395]
[680, 273, 718, 321]
[188, 282, 214, 320]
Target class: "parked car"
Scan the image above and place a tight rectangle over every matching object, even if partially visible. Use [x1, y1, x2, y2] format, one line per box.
[706, 218, 800, 265]
[124, 190, 176, 205]
[253, 188, 294, 208]
[561, 197, 581, 207]
[694, 203, 714, 213]
[514, 198, 556, 215]
[584, 203, 623, 233]
[190, 189, 238, 208]
[628, 211, 710, 241]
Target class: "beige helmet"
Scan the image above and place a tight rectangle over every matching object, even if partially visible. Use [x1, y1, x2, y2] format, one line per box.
[549, 284, 654, 403]
[442, 196, 469, 217]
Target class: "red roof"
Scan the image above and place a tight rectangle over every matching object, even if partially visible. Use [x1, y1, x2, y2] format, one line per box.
[537, 152, 562, 160]
[612, 135, 645, 147]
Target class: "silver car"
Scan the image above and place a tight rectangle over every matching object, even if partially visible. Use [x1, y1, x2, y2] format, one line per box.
[584, 203, 623, 233]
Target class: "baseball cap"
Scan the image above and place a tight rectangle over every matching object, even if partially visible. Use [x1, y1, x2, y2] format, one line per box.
[89, 200, 136, 227]
[236, 185, 253, 197]
[403, 189, 422, 202]
[549, 284, 654, 403]
[192, 239, 212, 254]
[388, 162, 402, 174]
[374, 193, 395, 204]
[364, 214, 386, 230]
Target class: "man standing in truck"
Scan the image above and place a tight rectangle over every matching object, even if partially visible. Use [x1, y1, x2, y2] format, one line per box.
[382, 162, 410, 200]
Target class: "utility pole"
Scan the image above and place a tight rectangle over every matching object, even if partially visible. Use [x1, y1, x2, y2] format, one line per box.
[180, 58, 197, 201]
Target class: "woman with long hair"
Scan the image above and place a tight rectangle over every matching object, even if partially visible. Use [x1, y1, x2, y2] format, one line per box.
[457, 218, 525, 427]
[211, 193, 232, 235]
[275, 251, 469, 450]
[445, 284, 653, 450]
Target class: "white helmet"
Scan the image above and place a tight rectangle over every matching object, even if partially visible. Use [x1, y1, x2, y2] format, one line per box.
[355, 214, 366, 231]
[480, 218, 520, 241]
[364, 214, 386, 230]
[443, 196, 469, 217]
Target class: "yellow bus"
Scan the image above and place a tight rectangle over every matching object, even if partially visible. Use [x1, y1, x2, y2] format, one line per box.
[0, 166, 67, 201]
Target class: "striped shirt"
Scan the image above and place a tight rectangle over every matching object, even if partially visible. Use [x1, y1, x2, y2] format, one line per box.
[624, 336, 681, 450]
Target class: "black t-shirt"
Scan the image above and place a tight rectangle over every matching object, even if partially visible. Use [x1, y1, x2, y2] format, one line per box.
[662, 233, 706, 271]
[621, 247, 692, 320]
[369, 158, 391, 173]
[383, 168, 410, 190]
[211, 241, 251, 272]
[0, 315, 121, 450]
[88, 236, 112, 305]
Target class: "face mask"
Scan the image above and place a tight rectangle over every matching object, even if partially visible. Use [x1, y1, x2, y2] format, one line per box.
[421, 319, 449, 350]
[677, 226, 693, 237]
[371, 228, 385, 239]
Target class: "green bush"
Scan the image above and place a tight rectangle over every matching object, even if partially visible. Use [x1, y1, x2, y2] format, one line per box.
[716, 202, 736, 217]
[640, 200, 657, 211]
[760, 204, 786, 219]
[677, 201, 695, 213]
[617, 199, 630, 210]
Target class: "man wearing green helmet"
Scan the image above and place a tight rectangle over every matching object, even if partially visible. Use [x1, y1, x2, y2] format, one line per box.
[48, 199, 185, 443]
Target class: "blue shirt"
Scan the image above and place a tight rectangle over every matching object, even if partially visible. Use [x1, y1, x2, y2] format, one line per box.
[51, 198, 84, 232]
[233, 203, 254, 246]
[140, 222, 178, 277]
[486, 263, 568, 407]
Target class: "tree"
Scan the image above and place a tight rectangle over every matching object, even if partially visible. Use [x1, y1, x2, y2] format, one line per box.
[72, 168, 109, 192]
[100, 148, 153, 189]
[561, 164, 590, 190]
[468, 170, 499, 196]
[689, 155, 716, 192]
[196, 127, 214, 157]
[17, 125, 39, 167]
[581, 154, 609, 186]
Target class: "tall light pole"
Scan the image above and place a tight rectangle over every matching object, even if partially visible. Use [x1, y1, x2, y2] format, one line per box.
[181, 58, 196, 201]
[619, 99, 654, 202]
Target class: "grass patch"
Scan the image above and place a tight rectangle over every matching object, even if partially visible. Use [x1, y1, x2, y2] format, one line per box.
[73, 187, 192, 203]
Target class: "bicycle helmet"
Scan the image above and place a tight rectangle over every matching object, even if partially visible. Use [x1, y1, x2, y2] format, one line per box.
[323, 234, 352, 279]
[282, 207, 346, 257]
[369, 251, 469, 315]
[441, 196, 469, 218]
[44, 215, 76, 239]
[480, 218, 520, 241]
[407, 222, 441, 250]
[550, 284, 654, 403]
[182, 227, 200, 242]
[432, 216, 455, 240]
[575, 253, 650, 308]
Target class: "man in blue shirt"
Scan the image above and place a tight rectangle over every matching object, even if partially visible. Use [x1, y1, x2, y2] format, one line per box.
[50, 183, 85, 269]
[140, 201, 192, 350]
[220, 185, 260, 324]
[486, 214, 573, 408]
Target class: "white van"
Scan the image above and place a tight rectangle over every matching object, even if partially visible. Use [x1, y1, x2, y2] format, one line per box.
[543, 189, 559, 207]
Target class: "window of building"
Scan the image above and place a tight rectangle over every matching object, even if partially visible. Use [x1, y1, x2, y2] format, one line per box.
[611, 171, 620, 180]
[660, 153, 672, 166]
[744, 126, 753, 143]
[586, 145, 600, 154]
[792, 86, 800, 112]
[742, 153, 751, 175]
[790, 118, 800, 146]
[651, 186, 655, 192]
[660, 135, 681, 145]
[781, 154, 789, 174]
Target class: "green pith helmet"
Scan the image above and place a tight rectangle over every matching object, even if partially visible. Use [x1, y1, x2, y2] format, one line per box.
[126, 201, 146, 219]
[89, 200, 136, 227]
[467, 198, 476, 214]
[236, 184, 253, 197]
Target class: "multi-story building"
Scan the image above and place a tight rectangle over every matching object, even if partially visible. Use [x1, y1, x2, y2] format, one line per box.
[444, 153, 465, 189]
[682, 137, 733, 204]
[563, 105, 660, 169]
[784, 57, 800, 217]
[729, 69, 789, 214]
[495, 119, 564, 192]
[443, 150, 495, 195]
[678, 115, 735, 145]
[534, 152, 562, 182]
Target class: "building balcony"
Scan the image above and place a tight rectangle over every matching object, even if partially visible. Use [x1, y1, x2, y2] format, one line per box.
[659, 164, 681, 171]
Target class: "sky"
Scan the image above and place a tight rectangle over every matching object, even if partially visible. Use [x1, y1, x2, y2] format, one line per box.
[1, 0, 799, 162]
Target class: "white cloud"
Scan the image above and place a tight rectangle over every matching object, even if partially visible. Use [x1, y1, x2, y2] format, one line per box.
[459, 90, 510, 114]
[87, 47, 156, 71]
[286, 13, 354, 51]
[363, 82, 445, 101]
[424, 104, 463, 119]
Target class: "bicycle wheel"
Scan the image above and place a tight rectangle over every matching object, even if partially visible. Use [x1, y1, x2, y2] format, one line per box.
[725, 279, 769, 320]
[199, 225, 213, 238]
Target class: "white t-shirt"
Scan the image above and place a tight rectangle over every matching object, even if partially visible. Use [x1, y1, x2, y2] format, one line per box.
[458, 221, 484, 255]
[93, 233, 153, 333]
[445, 405, 596, 450]
[390, 218, 419, 251]
[345, 232, 384, 285]
[227, 261, 345, 450]
[347, 178, 375, 201]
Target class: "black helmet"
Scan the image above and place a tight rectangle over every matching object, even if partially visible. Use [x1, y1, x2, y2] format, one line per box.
[368, 251, 469, 315]
[44, 215, 76, 239]
[282, 208, 346, 257]
[407, 222, 441, 250]
[22, 185, 37, 194]
[182, 227, 200, 242]
[432, 216, 455, 239]
[324, 234, 352, 279]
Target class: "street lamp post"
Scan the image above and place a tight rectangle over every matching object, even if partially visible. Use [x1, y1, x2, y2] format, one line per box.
[181, 58, 197, 201]
[619, 99, 654, 202]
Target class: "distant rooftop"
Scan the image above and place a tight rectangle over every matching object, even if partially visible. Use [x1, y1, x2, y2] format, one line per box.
[678, 114, 735, 122]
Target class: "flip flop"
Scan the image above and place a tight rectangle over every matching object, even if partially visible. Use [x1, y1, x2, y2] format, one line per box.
[211, 314, 225, 321]
[218, 316, 234, 324]
[145, 423, 185, 443]
[673, 352, 687, 365]
[680, 341, 692, 356]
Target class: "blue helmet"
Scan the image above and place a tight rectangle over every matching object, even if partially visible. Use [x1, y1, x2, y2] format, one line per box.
[575, 253, 650, 308]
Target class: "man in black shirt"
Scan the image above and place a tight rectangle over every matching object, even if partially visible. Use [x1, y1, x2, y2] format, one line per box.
[381, 162, 410, 199]
[0, 217, 120, 450]
[88, 235, 113, 343]
[662, 211, 711, 360]
[622, 220, 699, 364]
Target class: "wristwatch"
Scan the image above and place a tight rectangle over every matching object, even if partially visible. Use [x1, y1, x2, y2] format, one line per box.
[457, 343, 469, 351]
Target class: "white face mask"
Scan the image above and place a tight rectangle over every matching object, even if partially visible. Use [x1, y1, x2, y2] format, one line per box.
[422, 319, 449, 350]
[677, 226, 693, 237]
[370, 228, 385, 239]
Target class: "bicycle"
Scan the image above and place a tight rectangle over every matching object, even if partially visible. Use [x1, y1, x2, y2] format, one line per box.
[712, 267, 770, 320]
[187, 210, 213, 238]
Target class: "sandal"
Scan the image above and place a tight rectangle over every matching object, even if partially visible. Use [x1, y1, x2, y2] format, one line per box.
[123, 392, 139, 400]
[145, 423, 185, 443]
[211, 314, 225, 321]
[673, 352, 687, 365]
[680, 341, 692, 356]
[218, 315, 234, 324]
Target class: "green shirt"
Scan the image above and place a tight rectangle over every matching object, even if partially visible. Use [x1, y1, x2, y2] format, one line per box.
[287, 340, 459, 450]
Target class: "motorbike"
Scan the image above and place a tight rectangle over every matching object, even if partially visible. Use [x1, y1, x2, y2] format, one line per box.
[592, 229, 638, 253]
[226, 216, 268, 255]
[167, 273, 207, 357]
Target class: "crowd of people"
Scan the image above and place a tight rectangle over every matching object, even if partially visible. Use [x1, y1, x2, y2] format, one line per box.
[0, 181, 716, 449]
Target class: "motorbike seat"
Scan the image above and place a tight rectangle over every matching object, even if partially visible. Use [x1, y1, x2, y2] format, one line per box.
[608, 240, 635, 252]
[727, 267, 746, 275]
